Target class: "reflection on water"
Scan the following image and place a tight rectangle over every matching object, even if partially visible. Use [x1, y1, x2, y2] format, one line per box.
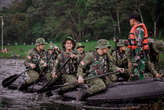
[0, 59, 88, 110]
[0, 59, 163, 110]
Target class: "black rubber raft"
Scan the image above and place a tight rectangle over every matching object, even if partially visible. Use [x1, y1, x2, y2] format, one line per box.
[5, 78, 164, 109]
[64, 79, 164, 103]
[7, 78, 164, 103]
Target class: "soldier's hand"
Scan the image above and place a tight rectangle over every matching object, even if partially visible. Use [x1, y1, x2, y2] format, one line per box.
[43, 63, 47, 67]
[71, 54, 77, 59]
[155, 73, 161, 78]
[78, 75, 84, 84]
[30, 63, 36, 69]
[117, 67, 124, 73]
[41, 59, 45, 64]
[52, 72, 57, 78]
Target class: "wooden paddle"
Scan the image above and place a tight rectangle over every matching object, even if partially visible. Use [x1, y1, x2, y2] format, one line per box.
[2, 70, 28, 88]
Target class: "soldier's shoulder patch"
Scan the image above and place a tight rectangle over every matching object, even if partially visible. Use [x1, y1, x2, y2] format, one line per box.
[56, 59, 59, 64]
[27, 56, 32, 60]
[80, 61, 85, 65]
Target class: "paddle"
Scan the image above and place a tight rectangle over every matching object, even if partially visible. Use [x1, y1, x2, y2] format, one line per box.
[38, 57, 72, 92]
[2, 70, 28, 88]
[38, 70, 120, 93]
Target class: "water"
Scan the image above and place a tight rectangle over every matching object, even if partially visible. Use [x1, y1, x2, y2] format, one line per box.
[0, 59, 163, 110]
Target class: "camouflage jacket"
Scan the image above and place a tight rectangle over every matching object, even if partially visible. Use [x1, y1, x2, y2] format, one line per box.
[52, 51, 78, 76]
[77, 51, 118, 77]
[45, 51, 58, 73]
[111, 50, 128, 68]
[24, 48, 47, 72]
[145, 57, 159, 76]
[76, 52, 86, 65]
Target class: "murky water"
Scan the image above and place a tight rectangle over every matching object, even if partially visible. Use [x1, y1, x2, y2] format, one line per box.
[0, 59, 163, 110]
[0, 59, 85, 110]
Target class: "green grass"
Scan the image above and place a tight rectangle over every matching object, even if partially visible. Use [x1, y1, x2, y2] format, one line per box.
[0, 40, 163, 67]
[0, 45, 34, 58]
[0, 41, 110, 58]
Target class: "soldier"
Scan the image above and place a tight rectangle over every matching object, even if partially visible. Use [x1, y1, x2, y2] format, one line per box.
[128, 14, 161, 80]
[148, 39, 164, 73]
[19, 38, 48, 90]
[111, 42, 128, 68]
[54, 44, 61, 55]
[111, 41, 130, 81]
[44, 42, 59, 82]
[76, 39, 124, 101]
[51, 36, 78, 95]
[76, 43, 86, 64]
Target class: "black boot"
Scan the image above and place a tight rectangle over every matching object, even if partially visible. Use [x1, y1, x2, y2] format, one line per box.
[46, 91, 53, 97]
[76, 88, 88, 101]
[19, 83, 31, 91]
[56, 89, 65, 96]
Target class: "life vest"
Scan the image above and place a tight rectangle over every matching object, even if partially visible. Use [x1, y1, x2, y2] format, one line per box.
[128, 23, 149, 50]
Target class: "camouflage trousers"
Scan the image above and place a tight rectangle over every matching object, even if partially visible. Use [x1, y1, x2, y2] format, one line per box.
[131, 56, 147, 80]
[86, 76, 113, 95]
[59, 74, 77, 92]
[26, 70, 53, 84]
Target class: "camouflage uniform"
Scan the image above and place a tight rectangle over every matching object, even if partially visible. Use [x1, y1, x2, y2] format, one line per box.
[147, 39, 164, 76]
[76, 43, 86, 65]
[111, 42, 130, 80]
[77, 39, 118, 95]
[22, 38, 48, 89]
[111, 42, 128, 68]
[44, 43, 59, 82]
[128, 25, 159, 80]
[52, 37, 78, 93]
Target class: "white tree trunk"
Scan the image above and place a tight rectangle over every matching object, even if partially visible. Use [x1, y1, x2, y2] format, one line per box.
[154, 21, 157, 37]
[116, 8, 120, 34]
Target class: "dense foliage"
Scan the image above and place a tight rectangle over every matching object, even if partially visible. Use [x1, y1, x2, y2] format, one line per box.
[0, 0, 164, 44]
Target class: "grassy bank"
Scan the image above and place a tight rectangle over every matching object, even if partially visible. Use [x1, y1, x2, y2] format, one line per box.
[0, 41, 114, 58]
[0, 41, 163, 67]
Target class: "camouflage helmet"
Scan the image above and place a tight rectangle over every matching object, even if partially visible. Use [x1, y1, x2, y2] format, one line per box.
[119, 39, 128, 47]
[62, 36, 76, 49]
[76, 43, 85, 49]
[117, 42, 124, 47]
[48, 42, 55, 50]
[152, 40, 164, 53]
[95, 39, 111, 49]
[35, 38, 47, 46]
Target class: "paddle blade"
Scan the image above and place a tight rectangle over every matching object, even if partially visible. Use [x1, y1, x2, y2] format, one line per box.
[2, 74, 19, 87]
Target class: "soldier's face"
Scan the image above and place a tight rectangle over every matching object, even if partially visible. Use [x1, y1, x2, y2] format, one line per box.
[48, 50, 54, 54]
[103, 48, 109, 54]
[65, 40, 73, 50]
[120, 46, 126, 51]
[97, 48, 104, 55]
[40, 44, 45, 50]
[77, 47, 84, 54]
[129, 19, 134, 26]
